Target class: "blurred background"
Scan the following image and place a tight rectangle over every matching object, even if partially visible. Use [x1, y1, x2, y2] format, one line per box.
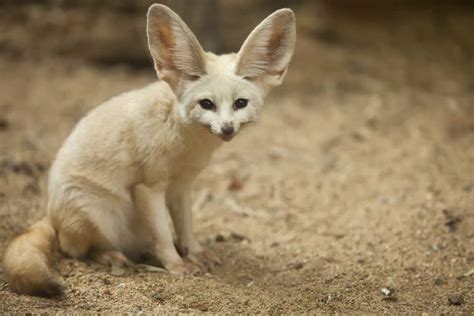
[1, 0, 474, 125]
[1, 0, 473, 313]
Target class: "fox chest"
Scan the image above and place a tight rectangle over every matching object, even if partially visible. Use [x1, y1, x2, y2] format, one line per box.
[141, 140, 217, 186]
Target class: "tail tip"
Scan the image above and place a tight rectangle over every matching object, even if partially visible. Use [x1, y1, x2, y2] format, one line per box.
[9, 278, 65, 297]
[39, 281, 65, 297]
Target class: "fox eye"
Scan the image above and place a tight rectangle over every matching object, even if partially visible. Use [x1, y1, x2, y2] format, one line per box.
[234, 98, 248, 110]
[199, 99, 215, 111]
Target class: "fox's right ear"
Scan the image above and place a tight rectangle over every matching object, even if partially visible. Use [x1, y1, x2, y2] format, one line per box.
[147, 4, 206, 91]
[235, 9, 296, 93]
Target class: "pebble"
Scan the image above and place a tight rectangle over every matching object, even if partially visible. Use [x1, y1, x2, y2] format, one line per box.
[447, 293, 464, 306]
[190, 303, 209, 311]
[230, 232, 249, 242]
[228, 177, 244, 191]
[151, 292, 165, 303]
[381, 287, 397, 301]
[434, 277, 444, 286]
[321, 294, 332, 304]
[23, 181, 40, 195]
[287, 262, 304, 270]
[0, 118, 9, 131]
[215, 234, 226, 242]
[4, 160, 35, 176]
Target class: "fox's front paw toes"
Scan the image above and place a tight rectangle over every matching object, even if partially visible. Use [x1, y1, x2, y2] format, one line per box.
[188, 247, 221, 272]
[166, 261, 201, 276]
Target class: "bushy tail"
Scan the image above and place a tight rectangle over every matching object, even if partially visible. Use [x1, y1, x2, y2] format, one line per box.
[3, 217, 64, 297]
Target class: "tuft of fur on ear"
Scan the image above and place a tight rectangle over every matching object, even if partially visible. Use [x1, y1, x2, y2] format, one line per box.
[235, 8, 296, 90]
[147, 4, 206, 90]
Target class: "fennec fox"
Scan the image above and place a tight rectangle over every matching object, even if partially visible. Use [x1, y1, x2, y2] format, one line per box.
[3, 4, 296, 296]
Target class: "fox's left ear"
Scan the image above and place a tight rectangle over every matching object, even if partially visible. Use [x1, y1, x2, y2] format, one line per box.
[235, 9, 296, 92]
[147, 4, 206, 92]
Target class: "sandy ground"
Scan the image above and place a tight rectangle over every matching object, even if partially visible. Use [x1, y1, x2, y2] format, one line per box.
[1, 2, 473, 313]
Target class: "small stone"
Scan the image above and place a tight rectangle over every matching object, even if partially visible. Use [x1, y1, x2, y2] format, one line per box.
[443, 209, 463, 233]
[8, 160, 35, 176]
[459, 267, 474, 278]
[0, 118, 9, 131]
[434, 277, 444, 286]
[35, 162, 48, 172]
[321, 294, 332, 304]
[151, 292, 165, 303]
[83, 303, 93, 310]
[191, 303, 208, 312]
[288, 262, 304, 270]
[228, 176, 244, 191]
[381, 287, 397, 301]
[230, 232, 249, 242]
[215, 234, 226, 242]
[23, 181, 40, 195]
[447, 293, 464, 305]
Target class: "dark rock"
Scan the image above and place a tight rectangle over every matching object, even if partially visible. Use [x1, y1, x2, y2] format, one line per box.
[381, 287, 397, 301]
[443, 209, 463, 233]
[23, 181, 40, 195]
[0, 118, 9, 131]
[230, 232, 250, 242]
[434, 277, 444, 286]
[151, 292, 165, 303]
[215, 234, 226, 242]
[447, 293, 464, 306]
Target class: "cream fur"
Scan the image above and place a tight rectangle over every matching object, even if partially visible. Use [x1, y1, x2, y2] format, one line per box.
[2, 4, 296, 296]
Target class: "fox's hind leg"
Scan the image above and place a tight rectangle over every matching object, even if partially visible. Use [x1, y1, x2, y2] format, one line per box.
[51, 182, 133, 262]
[56, 216, 96, 259]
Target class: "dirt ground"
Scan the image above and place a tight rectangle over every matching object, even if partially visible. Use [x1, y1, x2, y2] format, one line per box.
[1, 2, 473, 313]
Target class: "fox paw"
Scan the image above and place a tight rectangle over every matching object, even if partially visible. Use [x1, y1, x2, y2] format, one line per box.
[166, 261, 201, 276]
[188, 247, 221, 272]
[92, 250, 131, 267]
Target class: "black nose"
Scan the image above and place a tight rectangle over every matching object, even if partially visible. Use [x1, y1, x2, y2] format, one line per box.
[221, 126, 234, 135]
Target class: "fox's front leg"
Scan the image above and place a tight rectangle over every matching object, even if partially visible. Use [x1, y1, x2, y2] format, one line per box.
[134, 184, 200, 275]
[167, 181, 221, 271]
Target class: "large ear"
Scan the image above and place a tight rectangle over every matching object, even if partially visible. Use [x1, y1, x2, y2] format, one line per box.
[147, 4, 206, 90]
[235, 9, 296, 90]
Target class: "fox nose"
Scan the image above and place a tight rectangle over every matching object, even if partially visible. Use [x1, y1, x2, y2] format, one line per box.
[221, 126, 234, 136]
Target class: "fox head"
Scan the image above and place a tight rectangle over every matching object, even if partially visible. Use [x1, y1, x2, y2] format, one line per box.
[147, 4, 296, 141]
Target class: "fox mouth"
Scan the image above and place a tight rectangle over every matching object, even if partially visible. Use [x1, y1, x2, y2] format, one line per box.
[219, 133, 234, 142]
